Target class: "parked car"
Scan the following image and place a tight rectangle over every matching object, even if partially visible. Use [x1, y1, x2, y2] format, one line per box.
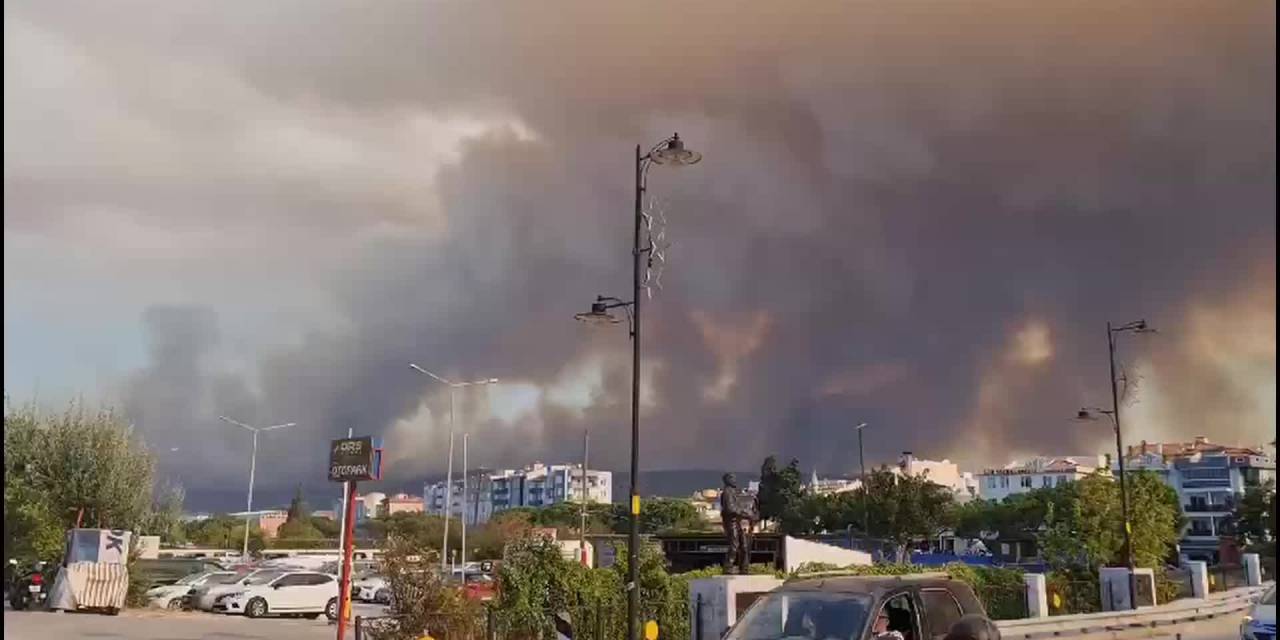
[191, 569, 281, 611]
[134, 558, 226, 587]
[213, 570, 339, 620]
[353, 572, 389, 603]
[724, 574, 996, 640]
[1241, 585, 1276, 640]
[463, 573, 496, 602]
[145, 571, 237, 610]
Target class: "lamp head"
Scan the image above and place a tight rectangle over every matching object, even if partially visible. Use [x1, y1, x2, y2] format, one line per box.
[649, 133, 702, 166]
[574, 302, 621, 325]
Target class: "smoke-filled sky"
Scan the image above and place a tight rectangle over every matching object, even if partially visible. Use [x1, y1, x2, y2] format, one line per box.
[4, 1, 1275, 495]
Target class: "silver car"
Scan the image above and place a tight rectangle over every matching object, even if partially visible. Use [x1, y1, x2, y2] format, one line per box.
[191, 569, 284, 611]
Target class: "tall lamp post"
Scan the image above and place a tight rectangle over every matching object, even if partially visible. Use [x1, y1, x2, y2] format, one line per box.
[1077, 318, 1155, 610]
[855, 422, 869, 538]
[217, 416, 298, 558]
[409, 364, 498, 572]
[574, 133, 702, 640]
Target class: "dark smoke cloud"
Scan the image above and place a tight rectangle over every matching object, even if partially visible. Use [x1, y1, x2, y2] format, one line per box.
[4, 1, 1274, 495]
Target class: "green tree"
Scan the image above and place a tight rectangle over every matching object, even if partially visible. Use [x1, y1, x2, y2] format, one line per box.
[183, 515, 266, 552]
[758, 456, 804, 528]
[375, 536, 480, 640]
[470, 510, 535, 559]
[1233, 478, 1276, 549]
[856, 467, 957, 561]
[276, 486, 323, 542]
[4, 401, 174, 563]
[1040, 471, 1180, 571]
[633, 497, 707, 534]
[365, 512, 458, 552]
[310, 515, 341, 539]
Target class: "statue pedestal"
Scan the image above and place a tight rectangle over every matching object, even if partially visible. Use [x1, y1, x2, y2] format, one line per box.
[689, 575, 783, 640]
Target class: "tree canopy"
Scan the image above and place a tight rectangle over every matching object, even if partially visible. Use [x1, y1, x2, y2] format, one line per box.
[4, 401, 175, 563]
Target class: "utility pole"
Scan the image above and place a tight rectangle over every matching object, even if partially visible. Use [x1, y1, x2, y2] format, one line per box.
[461, 433, 469, 583]
[580, 430, 590, 566]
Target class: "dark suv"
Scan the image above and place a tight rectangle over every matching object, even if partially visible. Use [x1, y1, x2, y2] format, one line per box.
[724, 575, 996, 640]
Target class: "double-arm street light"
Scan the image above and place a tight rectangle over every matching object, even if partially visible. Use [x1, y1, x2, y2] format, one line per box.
[1076, 318, 1155, 610]
[409, 364, 498, 572]
[574, 133, 701, 640]
[217, 416, 298, 558]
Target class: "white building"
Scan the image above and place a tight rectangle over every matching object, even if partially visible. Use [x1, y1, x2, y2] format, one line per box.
[896, 452, 979, 502]
[425, 462, 612, 525]
[1122, 437, 1275, 563]
[976, 455, 1107, 501]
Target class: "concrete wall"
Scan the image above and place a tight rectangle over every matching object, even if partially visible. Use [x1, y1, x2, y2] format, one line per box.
[783, 536, 872, 572]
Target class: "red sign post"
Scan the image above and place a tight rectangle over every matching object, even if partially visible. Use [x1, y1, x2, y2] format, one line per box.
[329, 436, 379, 640]
[337, 480, 358, 639]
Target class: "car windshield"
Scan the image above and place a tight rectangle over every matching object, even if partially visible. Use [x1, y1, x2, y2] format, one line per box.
[1263, 587, 1276, 605]
[206, 573, 242, 585]
[173, 572, 207, 585]
[245, 570, 284, 585]
[725, 592, 872, 640]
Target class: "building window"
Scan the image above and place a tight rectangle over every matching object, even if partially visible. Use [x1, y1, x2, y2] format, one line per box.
[1041, 476, 1052, 488]
[1020, 476, 1033, 488]
[986, 477, 996, 489]
[1000, 477, 1010, 489]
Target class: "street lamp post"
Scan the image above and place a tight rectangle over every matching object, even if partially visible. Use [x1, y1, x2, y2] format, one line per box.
[1077, 318, 1155, 610]
[855, 422, 869, 539]
[409, 364, 498, 573]
[217, 416, 298, 558]
[574, 133, 701, 640]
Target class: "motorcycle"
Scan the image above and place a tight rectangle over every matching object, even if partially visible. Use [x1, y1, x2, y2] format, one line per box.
[7, 560, 50, 611]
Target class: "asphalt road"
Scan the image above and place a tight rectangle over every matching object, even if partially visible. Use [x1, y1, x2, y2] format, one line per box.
[2, 603, 386, 640]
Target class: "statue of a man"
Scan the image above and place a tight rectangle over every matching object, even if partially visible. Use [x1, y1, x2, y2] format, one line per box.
[719, 473, 758, 574]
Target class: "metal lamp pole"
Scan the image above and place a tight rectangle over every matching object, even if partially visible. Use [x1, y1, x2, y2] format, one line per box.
[1078, 318, 1154, 610]
[575, 133, 702, 640]
[218, 416, 297, 558]
[855, 422, 868, 538]
[409, 364, 497, 572]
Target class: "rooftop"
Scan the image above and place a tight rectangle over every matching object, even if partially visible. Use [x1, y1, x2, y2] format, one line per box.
[1127, 436, 1266, 460]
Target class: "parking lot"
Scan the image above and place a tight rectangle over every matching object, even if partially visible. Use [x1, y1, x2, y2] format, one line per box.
[2, 603, 385, 640]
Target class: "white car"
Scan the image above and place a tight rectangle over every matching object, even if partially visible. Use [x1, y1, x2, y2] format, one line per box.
[214, 571, 339, 619]
[191, 569, 283, 611]
[145, 571, 237, 609]
[354, 573, 389, 603]
[1241, 585, 1276, 640]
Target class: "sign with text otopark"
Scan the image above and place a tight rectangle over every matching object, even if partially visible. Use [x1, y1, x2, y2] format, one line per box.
[329, 436, 376, 481]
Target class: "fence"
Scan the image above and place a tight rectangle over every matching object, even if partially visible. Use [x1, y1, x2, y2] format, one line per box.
[1046, 579, 1101, 616]
[356, 607, 622, 640]
[1161, 567, 1195, 603]
[1208, 565, 1246, 593]
[974, 583, 1029, 621]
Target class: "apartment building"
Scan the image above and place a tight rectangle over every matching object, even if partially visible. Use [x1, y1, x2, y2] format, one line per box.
[976, 455, 1108, 501]
[425, 462, 613, 525]
[1123, 436, 1275, 563]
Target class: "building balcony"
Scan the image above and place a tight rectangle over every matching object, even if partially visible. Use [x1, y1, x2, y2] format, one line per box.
[1184, 502, 1235, 513]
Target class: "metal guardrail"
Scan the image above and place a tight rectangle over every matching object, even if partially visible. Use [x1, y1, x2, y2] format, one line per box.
[997, 583, 1271, 639]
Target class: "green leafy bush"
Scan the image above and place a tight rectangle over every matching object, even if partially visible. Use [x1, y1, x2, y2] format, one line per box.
[945, 564, 1026, 620]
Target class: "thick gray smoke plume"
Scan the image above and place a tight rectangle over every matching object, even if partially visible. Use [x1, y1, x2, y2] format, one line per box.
[4, 1, 1274, 495]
